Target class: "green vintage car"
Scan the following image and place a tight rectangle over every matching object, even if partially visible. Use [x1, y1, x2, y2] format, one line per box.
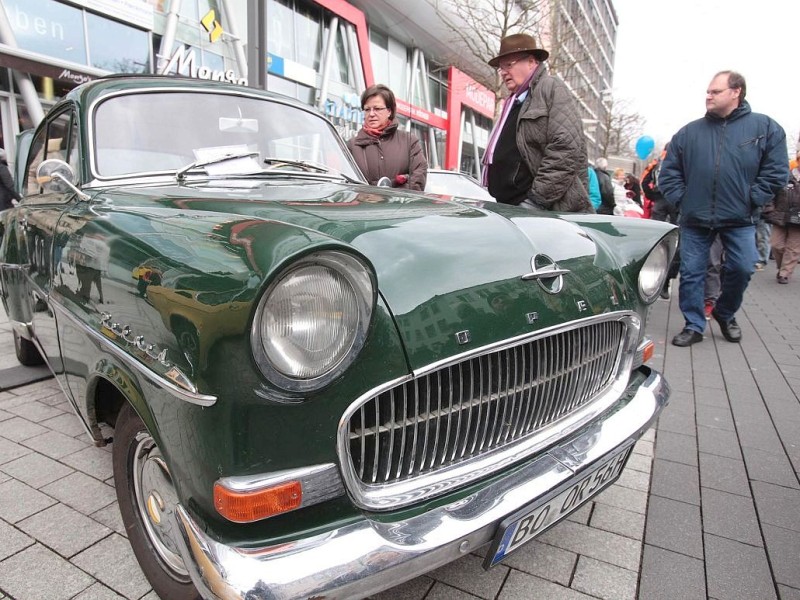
[0, 76, 675, 600]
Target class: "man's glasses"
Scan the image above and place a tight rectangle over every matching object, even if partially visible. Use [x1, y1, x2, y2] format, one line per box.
[363, 107, 389, 114]
[496, 58, 521, 73]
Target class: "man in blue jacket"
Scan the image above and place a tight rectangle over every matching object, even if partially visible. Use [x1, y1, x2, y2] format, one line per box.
[660, 71, 789, 346]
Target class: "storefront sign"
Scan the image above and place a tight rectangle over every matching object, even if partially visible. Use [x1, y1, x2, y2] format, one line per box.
[69, 0, 154, 30]
[395, 99, 447, 130]
[0, 48, 98, 85]
[159, 45, 247, 86]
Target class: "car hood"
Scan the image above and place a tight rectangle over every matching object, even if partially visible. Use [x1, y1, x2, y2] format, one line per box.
[97, 181, 669, 369]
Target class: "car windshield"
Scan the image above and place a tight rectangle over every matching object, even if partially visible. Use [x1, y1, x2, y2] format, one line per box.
[91, 91, 362, 181]
[425, 172, 494, 201]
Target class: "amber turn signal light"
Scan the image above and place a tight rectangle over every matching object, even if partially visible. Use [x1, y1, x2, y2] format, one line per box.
[641, 340, 654, 364]
[214, 480, 302, 523]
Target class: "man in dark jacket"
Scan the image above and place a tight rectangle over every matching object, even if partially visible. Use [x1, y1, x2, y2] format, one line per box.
[594, 158, 615, 215]
[0, 148, 21, 211]
[659, 71, 789, 347]
[482, 34, 592, 213]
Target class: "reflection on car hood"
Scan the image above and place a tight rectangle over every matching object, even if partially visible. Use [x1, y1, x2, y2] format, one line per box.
[99, 181, 656, 369]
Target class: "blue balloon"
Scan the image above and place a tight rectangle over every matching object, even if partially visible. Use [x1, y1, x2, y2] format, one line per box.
[635, 135, 655, 160]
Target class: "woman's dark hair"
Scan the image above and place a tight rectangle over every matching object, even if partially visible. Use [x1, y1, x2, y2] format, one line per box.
[716, 70, 746, 105]
[361, 84, 396, 120]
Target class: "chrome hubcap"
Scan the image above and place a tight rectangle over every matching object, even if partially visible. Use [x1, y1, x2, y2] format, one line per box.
[132, 432, 188, 578]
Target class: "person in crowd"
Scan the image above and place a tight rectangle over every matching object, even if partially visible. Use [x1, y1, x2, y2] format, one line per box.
[703, 235, 723, 318]
[347, 84, 427, 191]
[660, 70, 789, 347]
[611, 168, 628, 209]
[763, 161, 800, 283]
[644, 145, 679, 297]
[593, 157, 615, 214]
[0, 148, 21, 211]
[587, 165, 601, 211]
[754, 214, 771, 270]
[623, 173, 642, 207]
[482, 33, 592, 212]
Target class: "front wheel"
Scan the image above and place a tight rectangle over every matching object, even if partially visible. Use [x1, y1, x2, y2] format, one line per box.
[112, 403, 200, 600]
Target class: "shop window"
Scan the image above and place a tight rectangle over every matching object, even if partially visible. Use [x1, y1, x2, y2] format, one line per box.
[369, 30, 390, 87]
[87, 13, 150, 73]
[4, 0, 87, 65]
[267, 0, 295, 61]
[330, 25, 352, 86]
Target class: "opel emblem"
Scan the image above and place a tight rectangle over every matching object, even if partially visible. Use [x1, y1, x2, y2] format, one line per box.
[521, 254, 569, 294]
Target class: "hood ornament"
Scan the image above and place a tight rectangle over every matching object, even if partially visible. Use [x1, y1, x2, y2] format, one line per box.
[521, 254, 569, 294]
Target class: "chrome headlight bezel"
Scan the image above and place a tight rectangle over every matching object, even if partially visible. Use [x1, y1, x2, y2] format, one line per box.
[638, 232, 678, 304]
[251, 251, 375, 392]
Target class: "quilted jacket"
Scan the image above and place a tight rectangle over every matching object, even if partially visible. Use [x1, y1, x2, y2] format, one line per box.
[516, 65, 592, 213]
[347, 123, 428, 191]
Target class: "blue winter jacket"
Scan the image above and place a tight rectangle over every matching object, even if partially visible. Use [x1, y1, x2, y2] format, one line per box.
[659, 101, 789, 228]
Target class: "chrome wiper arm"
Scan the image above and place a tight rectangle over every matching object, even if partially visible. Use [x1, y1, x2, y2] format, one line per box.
[262, 157, 329, 173]
[262, 157, 362, 184]
[176, 151, 261, 181]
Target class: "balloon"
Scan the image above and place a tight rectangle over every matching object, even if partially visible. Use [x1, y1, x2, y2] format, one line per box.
[635, 135, 655, 160]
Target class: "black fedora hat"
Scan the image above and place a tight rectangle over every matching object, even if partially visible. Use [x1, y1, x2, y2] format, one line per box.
[488, 33, 549, 67]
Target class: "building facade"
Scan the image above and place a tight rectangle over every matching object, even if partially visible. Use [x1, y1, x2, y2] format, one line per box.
[0, 0, 616, 179]
[541, 0, 619, 161]
[0, 0, 495, 179]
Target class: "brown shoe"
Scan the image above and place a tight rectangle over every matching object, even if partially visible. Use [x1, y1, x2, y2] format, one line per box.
[777, 275, 789, 284]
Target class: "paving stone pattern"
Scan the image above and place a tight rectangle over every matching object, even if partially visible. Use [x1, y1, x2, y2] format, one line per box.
[0, 267, 798, 599]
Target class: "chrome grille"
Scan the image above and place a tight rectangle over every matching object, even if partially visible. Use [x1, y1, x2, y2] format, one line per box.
[347, 319, 627, 488]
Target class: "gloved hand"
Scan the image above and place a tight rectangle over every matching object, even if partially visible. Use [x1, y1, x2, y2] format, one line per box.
[394, 174, 408, 186]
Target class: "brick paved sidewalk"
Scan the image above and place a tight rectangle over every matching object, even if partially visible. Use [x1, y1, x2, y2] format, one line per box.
[1, 266, 798, 599]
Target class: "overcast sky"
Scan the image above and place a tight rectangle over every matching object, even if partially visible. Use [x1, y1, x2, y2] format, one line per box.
[612, 0, 799, 155]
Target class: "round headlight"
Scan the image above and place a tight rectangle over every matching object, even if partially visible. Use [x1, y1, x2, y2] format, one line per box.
[252, 252, 374, 391]
[639, 239, 671, 303]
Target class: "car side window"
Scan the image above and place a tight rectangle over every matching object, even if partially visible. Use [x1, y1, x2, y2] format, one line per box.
[24, 129, 47, 197]
[23, 110, 77, 197]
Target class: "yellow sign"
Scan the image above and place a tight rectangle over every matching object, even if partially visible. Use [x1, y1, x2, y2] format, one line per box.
[201, 10, 224, 43]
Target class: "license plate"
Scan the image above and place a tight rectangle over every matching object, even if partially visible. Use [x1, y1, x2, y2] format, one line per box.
[484, 442, 633, 568]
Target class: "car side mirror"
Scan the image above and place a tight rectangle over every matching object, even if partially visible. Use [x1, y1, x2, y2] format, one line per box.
[36, 159, 90, 200]
[376, 176, 392, 188]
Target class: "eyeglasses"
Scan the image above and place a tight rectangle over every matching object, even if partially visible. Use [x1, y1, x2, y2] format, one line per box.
[496, 58, 522, 73]
[706, 88, 731, 96]
[363, 107, 389, 114]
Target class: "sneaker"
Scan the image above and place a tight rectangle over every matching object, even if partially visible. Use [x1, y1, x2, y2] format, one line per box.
[755, 262, 765, 271]
[704, 301, 714, 320]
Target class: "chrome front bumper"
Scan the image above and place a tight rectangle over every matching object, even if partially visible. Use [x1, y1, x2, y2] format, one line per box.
[174, 367, 669, 600]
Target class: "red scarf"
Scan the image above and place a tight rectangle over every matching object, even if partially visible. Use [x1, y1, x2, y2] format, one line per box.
[363, 119, 393, 138]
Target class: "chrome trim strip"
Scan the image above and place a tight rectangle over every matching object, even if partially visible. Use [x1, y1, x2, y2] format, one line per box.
[173, 367, 669, 600]
[52, 302, 217, 406]
[337, 311, 640, 511]
[216, 464, 344, 512]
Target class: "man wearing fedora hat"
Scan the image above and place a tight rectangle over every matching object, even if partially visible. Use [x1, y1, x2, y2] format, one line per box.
[482, 33, 592, 213]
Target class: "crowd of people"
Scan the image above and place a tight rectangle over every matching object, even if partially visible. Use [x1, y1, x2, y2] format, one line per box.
[343, 38, 796, 356]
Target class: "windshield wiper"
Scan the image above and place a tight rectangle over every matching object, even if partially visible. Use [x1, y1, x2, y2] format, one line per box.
[262, 157, 361, 184]
[176, 151, 261, 181]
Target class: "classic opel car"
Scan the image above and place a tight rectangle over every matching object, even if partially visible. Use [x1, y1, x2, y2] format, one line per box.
[0, 76, 675, 600]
